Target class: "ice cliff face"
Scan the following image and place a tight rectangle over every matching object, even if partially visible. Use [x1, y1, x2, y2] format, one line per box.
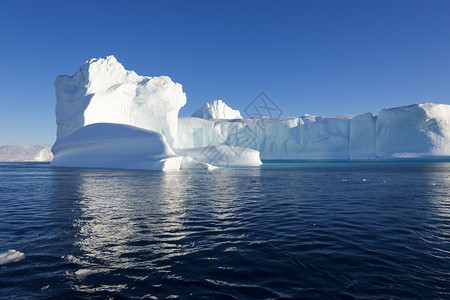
[54, 55, 186, 147]
[192, 100, 243, 120]
[376, 103, 450, 158]
[178, 103, 450, 160]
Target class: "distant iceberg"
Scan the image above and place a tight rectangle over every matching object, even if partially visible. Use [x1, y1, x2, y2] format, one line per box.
[49, 56, 450, 170]
[0, 145, 52, 162]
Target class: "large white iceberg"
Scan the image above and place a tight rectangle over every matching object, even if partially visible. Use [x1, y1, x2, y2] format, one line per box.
[49, 56, 450, 170]
[50, 56, 261, 170]
[192, 100, 243, 120]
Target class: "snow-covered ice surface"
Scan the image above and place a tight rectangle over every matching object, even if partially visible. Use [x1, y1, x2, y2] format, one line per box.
[0, 250, 25, 265]
[0, 145, 52, 162]
[51, 123, 182, 171]
[192, 100, 243, 120]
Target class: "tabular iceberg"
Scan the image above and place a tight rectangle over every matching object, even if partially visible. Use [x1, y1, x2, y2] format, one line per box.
[178, 103, 450, 160]
[50, 55, 450, 170]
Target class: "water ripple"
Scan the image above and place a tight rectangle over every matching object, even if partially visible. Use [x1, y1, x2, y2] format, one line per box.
[0, 162, 449, 298]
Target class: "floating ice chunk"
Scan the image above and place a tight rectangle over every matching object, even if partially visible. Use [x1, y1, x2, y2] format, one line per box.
[0, 249, 25, 265]
[75, 269, 98, 279]
[192, 100, 242, 119]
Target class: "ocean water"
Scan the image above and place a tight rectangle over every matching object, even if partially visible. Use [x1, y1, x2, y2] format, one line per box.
[0, 162, 449, 299]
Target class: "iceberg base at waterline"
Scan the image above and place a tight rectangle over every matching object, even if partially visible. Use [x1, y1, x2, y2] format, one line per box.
[51, 123, 183, 171]
[50, 123, 262, 171]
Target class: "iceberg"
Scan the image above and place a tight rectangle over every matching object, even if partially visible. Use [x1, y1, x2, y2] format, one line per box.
[50, 56, 261, 170]
[49, 55, 450, 171]
[177, 103, 450, 160]
[0, 145, 52, 162]
[192, 100, 243, 120]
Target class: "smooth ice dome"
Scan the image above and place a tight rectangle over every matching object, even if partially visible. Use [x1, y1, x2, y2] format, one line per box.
[192, 100, 243, 119]
[52, 123, 182, 170]
[54, 55, 186, 147]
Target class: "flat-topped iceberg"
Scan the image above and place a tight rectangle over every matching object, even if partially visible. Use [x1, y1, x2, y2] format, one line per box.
[178, 103, 450, 160]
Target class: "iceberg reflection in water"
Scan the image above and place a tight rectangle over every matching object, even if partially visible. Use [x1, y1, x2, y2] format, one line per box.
[0, 162, 449, 298]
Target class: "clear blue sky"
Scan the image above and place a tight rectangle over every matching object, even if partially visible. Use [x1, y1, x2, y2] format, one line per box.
[1, 0, 450, 145]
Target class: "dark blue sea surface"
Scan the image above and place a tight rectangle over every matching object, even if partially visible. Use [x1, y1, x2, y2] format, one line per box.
[0, 162, 449, 299]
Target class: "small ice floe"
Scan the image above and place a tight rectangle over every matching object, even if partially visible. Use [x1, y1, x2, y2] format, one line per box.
[0, 249, 25, 265]
[75, 269, 99, 279]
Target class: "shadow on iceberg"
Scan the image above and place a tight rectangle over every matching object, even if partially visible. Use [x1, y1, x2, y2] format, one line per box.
[51, 123, 182, 171]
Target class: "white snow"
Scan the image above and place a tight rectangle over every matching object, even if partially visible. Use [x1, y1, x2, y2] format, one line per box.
[192, 100, 242, 120]
[0, 250, 25, 265]
[54, 55, 186, 147]
[0, 145, 52, 162]
[51, 123, 182, 171]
